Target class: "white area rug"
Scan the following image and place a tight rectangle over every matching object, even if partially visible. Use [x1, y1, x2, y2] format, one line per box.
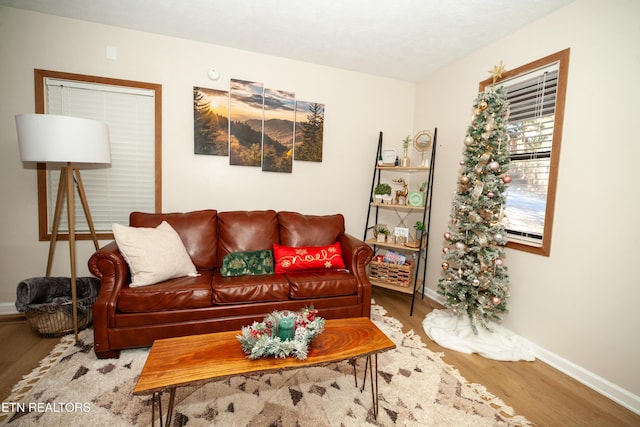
[423, 309, 535, 362]
[2, 304, 531, 426]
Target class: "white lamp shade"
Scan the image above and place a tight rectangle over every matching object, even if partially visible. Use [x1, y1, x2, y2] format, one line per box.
[15, 114, 111, 164]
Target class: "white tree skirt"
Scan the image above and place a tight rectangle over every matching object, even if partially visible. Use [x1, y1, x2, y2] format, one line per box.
[423, 309, 535, 362]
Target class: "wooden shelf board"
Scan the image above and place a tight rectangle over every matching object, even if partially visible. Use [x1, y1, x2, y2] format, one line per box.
[369, 279, 414, 294]
[365, 238, 421, 252]
[369, 202, 424, 211]
[376, 166, 430, 172]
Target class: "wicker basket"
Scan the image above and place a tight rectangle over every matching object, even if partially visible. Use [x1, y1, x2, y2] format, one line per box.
[25, 296, 96, 338]
[368, 260, 413, 287]
[16, 277, 100, 338]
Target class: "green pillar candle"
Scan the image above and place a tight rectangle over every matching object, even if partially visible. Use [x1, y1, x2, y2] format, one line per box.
[278, 316, 294, 341]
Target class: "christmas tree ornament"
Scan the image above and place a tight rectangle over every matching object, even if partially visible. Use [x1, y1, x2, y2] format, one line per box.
[489, 161, 500, 171]
[464, 135, 474, 146]
[460, 175, 470, 185]
[442, 262, 449, 270]
[477, 101, 488, 111]
[444, 231, 451, 240]
[502, 174, 512, 184]
[491, 296, 502, 305]
[442, 247, 449, 253]
[455, 242, 466, 251]
[469, 211, 483, 223]
[487, 191, 495, 198]
[471, 183, 484, 200]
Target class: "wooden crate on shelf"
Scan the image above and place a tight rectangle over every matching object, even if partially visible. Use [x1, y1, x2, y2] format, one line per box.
[368, 260, 413, 288]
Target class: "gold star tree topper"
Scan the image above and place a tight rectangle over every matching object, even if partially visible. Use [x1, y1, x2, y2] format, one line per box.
[489, 60, 506, 84]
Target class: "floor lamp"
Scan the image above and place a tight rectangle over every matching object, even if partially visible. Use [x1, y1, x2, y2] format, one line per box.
[16, 114, 111, 341]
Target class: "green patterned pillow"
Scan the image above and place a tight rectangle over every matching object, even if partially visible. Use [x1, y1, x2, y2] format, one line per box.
[220, 250, 275, 277]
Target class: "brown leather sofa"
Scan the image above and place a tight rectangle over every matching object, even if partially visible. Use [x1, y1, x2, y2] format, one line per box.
[88, 209, 373, 358]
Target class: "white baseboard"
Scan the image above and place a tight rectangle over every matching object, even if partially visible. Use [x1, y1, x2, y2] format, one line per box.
[0, 302, 18, 316]
[419, 287, 640, 415]
[528, 339, 640, 415]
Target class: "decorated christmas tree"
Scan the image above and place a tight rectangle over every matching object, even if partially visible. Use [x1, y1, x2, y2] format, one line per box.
[438, 67, 512, 333]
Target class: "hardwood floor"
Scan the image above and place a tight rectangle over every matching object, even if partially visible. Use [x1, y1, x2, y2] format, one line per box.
[0, 315, 59, 403]
[1, 289, 638, 426]
[372, 286, 640, 427]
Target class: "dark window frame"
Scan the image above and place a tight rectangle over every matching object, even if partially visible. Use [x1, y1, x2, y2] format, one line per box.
[34, 69, 162, 241]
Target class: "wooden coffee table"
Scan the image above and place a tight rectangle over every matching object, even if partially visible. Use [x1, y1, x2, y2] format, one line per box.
[134, 317, 395, 425]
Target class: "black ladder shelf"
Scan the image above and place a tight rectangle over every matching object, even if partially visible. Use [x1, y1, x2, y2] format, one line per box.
[363, 130, 437, 315]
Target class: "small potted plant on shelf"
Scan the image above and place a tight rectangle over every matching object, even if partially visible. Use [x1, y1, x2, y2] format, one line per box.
[373, 183, 392, 204]
[375, 226, 390, 243]
[414, 221, 425, 242]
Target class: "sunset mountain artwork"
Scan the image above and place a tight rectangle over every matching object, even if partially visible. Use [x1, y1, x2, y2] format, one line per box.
[194, 79, 324, 172]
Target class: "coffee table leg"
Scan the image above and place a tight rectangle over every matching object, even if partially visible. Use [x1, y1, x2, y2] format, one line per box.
[364, 353, 378, 420]
[165, 388, 176, 426]
[150, 389, 176, 427]
[351, 359, 358, 387]
[359, 355, 380, 419]
[360, 356, 369, 392]
[151, 392, 161, 426]
[371, 354, 379, 419]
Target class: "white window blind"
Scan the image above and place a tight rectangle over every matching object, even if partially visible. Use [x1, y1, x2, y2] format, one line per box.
[500, 63, 559, 245]
[45, 78, 156, 232]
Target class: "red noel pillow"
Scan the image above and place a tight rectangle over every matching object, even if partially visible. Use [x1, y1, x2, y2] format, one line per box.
[273, 242, 345, 273]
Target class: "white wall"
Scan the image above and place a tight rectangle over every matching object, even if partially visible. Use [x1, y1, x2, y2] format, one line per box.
[415, 0, 640, 406]
[0, 7, 415, 303]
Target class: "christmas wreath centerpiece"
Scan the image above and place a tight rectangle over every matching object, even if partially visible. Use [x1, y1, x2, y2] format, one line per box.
[237, 307, 325, 360]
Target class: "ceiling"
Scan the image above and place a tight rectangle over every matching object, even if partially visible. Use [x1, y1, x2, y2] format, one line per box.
[1, 0, 573, 82]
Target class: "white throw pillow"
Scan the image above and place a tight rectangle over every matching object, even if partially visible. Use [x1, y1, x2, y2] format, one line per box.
[112, 221, 199, 287]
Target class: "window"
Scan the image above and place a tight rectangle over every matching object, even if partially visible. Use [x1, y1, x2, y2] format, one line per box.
[35, 69, 162, 241]
[479, 49, 569, 256]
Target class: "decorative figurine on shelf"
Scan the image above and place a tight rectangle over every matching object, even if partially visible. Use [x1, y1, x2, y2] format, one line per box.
[393, 178, 408, 205]
[401, 135, 411, 167]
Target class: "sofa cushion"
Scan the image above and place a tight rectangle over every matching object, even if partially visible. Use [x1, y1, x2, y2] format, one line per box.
[220, 250, 274, 277]
[212, 273, 290, 304]
[217, 210, 279, 265]
[113, 221, 199, 288]
[117, 271, 214, 312]
[129, 210, 218, 270]
[286, 271, 358, 299]
[277, 212, 345, 247]
[273, 242, 345, 273]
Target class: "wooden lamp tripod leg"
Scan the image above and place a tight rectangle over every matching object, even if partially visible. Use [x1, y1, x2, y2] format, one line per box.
[45, 165, 101, 342]
[64, 165, 79, 342]
[46, 168, 67, 277]
[73, 168, 100, 251]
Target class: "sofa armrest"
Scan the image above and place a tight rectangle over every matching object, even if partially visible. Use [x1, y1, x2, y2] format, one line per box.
[88, 241, 128, 339]
[340, 233, 373, 284]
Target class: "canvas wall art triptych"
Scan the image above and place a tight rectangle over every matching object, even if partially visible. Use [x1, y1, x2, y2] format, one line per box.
[194, 79, 324, 173]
